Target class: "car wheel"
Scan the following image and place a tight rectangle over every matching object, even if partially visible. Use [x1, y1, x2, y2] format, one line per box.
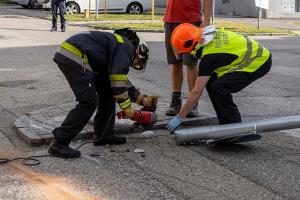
[29, 0, 39, 9]
[66, 2, 80, 15]
[126, 2, 143, 14]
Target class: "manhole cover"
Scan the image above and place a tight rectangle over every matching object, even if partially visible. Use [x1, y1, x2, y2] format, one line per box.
[0, 80, 38, 88]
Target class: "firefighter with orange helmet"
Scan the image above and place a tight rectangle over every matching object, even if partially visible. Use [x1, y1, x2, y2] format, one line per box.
[167, 23, 272, 133]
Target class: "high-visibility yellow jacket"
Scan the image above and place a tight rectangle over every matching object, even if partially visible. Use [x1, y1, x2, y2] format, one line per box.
[202, 29, 270, 78]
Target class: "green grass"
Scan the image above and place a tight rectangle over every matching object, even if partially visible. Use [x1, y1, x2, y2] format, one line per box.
[294, 21, 300, 26]
[91, 19, 293, 35]
[65, 13, 163, 21]
[0, 0, 11, 4]
[215, 20, 293, 35]
[46, 13, 293, 35]
[92, 22, 164, 31]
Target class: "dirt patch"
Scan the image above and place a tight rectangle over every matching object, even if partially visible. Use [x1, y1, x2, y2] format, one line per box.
[5, 162, 102, 200]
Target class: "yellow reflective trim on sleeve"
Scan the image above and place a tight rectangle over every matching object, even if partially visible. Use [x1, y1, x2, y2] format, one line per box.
[109, 74, 128, 81]
[119, 98, 131, 110]
[114, 91, 129, 102]
[113, 34, 124, 43]
[60, 42, 89, 64]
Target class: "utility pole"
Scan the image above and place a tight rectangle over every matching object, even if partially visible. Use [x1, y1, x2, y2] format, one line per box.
[255, 0, 269, 29]
[257, 7, 262, 29]
[212, 0, 215, 24]
[151, 0, 155, 23]
[95, 0, 98, 19]
[89, 0, 91, 18]
[104, 0, 107, 17]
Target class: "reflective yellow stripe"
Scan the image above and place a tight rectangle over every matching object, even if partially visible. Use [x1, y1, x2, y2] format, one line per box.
[114, 34, 124, 43]
[109, 74, 128, 81]
[119, 98, 131, 110]
[114, 91, 129, 102]
[60, 42, 89, 64]
[110, 80, 131, 88]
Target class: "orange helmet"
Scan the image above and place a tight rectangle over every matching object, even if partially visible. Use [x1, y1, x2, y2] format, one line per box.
[170, 23, 203, 55]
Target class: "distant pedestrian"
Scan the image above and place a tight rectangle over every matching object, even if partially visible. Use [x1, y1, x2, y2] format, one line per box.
[164, 0, 213, 118]
[51, 0, 66, 32]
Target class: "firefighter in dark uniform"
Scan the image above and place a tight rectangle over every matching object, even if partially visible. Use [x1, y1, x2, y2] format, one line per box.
[167, 24, 272, 133]
[51, 0, 66, 32]
[48, 29, 158, 158]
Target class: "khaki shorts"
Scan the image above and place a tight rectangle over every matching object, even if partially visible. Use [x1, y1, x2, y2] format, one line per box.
[164, 21, 201, 66]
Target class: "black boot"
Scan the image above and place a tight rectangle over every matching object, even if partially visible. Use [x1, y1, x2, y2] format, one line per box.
[93, 135, 127, 146]
[48, 138, 81, 158]
[50, 27, 57, 32]
[165, 94, 182, 116]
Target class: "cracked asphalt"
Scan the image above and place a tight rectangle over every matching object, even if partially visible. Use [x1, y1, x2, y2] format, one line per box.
[0, 5, 299, 200]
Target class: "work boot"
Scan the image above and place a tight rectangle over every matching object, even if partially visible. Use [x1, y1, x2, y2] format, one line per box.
[50, 27, 57, 32]
[48, 138, 81, 158]
[61, 27, 66, 32]
[93, 135, 127, 146]
[165, 94, 182, 116]
[186, 103, 199, 118]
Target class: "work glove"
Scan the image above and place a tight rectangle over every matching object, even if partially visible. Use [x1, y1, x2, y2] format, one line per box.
[166, 115, 182, 134]
[137, 95, 159, 112]
[122, 107, 135, 119]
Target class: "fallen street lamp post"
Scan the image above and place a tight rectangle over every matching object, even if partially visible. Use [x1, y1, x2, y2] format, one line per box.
[175, 115, 300, 145]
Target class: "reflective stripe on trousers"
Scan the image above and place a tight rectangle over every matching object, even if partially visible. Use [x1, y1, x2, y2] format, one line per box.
[56, 47, 93, 72]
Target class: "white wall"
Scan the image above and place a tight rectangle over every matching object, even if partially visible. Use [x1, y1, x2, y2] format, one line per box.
[155, 0, 166, 7]
[265, 0, 281, 18]
[215, 0, 257, 17]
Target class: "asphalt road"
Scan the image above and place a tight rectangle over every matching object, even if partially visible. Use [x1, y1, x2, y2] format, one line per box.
[0, 5, 299, 200]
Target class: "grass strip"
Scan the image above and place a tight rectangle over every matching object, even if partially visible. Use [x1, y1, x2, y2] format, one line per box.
[65, 13, 163, 21]
[91, 20, 293, 35]
[0, 0, 12, 3]
[47, 13, 293, 35]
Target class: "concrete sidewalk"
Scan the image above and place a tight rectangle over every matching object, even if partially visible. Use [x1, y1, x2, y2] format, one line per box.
[0, 130, 15, 152]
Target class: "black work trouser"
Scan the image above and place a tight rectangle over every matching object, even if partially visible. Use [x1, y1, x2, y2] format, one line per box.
[206, 55, 272, 125]
[52, 62, 115, 145]
[51, 0, 66, 29]
[93, 74, 116, 140]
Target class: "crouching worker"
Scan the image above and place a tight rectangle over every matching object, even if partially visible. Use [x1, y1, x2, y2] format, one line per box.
[48, 28, 158, 158]
[167, 24, 272, 133]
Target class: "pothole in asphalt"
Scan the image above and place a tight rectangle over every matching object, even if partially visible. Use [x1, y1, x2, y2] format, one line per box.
[0, 80, 38, 88]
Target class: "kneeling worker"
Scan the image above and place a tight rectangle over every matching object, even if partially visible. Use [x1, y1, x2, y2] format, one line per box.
[49, 29, 158, 158]
[167, 24, 272, 133]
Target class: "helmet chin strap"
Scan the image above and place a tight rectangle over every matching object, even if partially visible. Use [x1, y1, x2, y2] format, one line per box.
[202, 25, 216, 46]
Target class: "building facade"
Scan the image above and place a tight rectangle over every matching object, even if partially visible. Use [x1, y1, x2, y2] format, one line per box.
[215, 0, 300, 18]
[155, 0, 300, 18]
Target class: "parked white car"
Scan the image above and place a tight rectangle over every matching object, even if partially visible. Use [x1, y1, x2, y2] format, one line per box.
[12, 0, 45, 8]
[43, 0, 151, 15]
